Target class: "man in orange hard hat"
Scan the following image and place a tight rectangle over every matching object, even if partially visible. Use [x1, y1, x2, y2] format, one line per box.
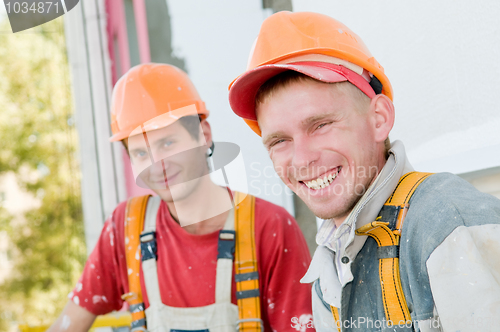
[48, 63, 315, 332]
[228, 11, 500, 332]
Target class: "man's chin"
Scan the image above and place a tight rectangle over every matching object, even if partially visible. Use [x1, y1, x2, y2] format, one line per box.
[144, 183, 176, 201]
[165, 183, 199, 204]
[152, 188, 173, 203]
[311, 210, 338, 220]
[315, 212, 350, 223]
[302, 198, 350, 221]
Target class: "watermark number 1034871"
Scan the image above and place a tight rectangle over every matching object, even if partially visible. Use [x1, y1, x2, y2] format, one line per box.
[3, 0, 80, 33]
[5, 1, 60, 14]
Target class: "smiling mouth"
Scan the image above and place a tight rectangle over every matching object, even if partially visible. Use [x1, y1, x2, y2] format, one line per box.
[301, 167, 342, 190]
[152, 172, 180, 186]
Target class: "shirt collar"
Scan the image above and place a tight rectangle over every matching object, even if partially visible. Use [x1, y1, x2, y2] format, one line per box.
[302, 140, 414, 284]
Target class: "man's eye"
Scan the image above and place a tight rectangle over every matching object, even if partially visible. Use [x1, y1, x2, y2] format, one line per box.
[270, 139, 286, 147]
[316, 122, 330, 130]
[134, 151, 147, 158]
[163, 140, 174, 148]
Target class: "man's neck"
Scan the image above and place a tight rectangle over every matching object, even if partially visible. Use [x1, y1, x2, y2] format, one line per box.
[333, 215, 348, 228]
[332, 155, 388, 228]
[166, 178, 231, 235]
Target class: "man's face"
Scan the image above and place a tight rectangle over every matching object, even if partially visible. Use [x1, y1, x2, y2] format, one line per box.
[127, 119, 208, 203]
[257, 79, 382, 221]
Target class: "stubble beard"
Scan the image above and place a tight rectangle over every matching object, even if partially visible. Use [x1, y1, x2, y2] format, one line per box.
[308, 190, 361, 221]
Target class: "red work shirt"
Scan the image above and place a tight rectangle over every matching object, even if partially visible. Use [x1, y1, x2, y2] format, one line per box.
[70, 196, 314, 331]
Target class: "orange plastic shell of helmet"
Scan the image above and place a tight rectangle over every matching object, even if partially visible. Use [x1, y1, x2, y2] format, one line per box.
[238, 11, 392, 99]
[228, 11, 393, 136]
[109, 63, 209, 142]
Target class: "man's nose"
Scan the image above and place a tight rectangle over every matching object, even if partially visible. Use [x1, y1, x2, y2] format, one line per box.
[291, 136, 320, 172]
[149, 158, 170, 177]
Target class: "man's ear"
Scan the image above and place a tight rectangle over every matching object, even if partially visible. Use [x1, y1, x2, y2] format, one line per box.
[370, 94, 395, 144]
[200, 119, 213, 148]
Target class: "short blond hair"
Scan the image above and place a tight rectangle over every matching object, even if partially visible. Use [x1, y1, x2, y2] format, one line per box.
[256, 71, 370, 113]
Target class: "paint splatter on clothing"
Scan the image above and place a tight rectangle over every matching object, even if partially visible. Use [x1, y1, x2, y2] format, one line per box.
[70, 196, 314, 331]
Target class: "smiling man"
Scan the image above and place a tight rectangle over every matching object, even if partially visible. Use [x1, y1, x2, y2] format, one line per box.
[229, 11, 500, 332]
[48, 63, 314, 332]
[256, 76, 387, 224]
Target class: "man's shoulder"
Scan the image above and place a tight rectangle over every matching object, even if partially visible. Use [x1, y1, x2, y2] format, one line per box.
[111, 199, 129, 224]
[252, 194, 293, 221]
[248, 194, 304, 238]
[410, 172, 500, 225]
[414, 172, 482, 198]
[102, 198, 135, 237]
[112, 195, 157, 222]
[401, 172, 500, 257]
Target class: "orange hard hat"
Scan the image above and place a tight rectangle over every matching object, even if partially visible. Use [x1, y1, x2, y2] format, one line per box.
[228, 11, 392, 136]
[109, 63, 208, 142]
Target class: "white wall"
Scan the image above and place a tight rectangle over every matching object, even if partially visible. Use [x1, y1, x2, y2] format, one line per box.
[166, 0, 500, 205]
[64, 0, 499, 249]
[64, 2, 127, 254]
[292, 0, 500, 174]
[165, 0, 295, 214]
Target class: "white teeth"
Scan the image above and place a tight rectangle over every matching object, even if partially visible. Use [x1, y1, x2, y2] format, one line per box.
[304, 168, 340, 190]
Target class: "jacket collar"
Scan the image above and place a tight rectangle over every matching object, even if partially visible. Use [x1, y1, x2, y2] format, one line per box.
[301, 141, 414, 304]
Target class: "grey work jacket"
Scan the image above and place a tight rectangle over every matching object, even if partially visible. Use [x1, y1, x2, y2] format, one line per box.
[302, 142, 500, 332]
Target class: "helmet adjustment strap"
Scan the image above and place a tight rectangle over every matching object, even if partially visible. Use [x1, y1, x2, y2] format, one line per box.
[369, 75, 383, 95]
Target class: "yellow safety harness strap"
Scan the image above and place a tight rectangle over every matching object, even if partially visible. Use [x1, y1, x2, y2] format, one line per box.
[355, 171, 432, 326]
[122, 195, 150, 331]
[234, 192, 262, 332]
[330, 305, 341, 332]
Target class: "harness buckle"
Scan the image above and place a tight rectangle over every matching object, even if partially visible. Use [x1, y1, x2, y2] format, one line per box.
[236, 318, 264, 332]
[217, 230, 236, 259]
[121, 292, 138, 301]
[394, 203, 410, 236]
[140, 231, 157, 261]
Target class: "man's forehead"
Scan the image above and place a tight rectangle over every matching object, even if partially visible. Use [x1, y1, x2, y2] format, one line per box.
[300, 112, 339, 126]
[127, 121, 184, 147]
[257, 82, 354, 144]
[256, 79, 358, 123]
